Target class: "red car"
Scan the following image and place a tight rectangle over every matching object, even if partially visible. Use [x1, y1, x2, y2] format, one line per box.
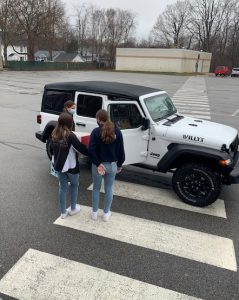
[214, 66, 231, 76]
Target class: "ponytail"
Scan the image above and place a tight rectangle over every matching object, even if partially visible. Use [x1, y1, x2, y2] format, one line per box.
[96, 109, 116, 144]
[101, 121, 115, 144]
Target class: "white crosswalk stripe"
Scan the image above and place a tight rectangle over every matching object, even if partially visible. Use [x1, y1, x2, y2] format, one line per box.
[173, 101, 209, 105]
[54, 205, 237, 271]
[0, 85, 41, 94]
[173, 103, 209, 106]
[172, 77, 211, 120]
[179, 110, 211, 115]
[0, 249, 201, 300]
[1, 179, 234, 300]
[88, 181, 227, 218]
[182, 115, 211, 119]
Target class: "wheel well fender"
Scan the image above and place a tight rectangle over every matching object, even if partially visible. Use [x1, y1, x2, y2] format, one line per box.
[157, 143, 230, 172]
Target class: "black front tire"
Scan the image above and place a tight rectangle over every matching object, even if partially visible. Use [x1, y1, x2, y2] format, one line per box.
[172, 163, 221, 207]
[46, 139, 53, 160]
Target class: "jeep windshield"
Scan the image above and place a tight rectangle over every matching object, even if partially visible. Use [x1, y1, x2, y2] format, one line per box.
[144, 93, 177, 121]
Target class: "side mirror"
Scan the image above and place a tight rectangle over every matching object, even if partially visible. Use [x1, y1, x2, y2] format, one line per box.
[141, 117, 150, 131]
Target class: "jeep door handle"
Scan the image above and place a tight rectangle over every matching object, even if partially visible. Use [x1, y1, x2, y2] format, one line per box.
[76, 122, 86, 127]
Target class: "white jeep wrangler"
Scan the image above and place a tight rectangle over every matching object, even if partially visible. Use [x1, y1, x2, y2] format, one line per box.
[35, 81, 239, 207]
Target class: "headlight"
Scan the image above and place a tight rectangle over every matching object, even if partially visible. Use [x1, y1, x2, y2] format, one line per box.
[219, 159, 232, 166]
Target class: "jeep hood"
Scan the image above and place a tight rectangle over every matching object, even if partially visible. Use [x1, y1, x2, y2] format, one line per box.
[162, 116, 237, 150]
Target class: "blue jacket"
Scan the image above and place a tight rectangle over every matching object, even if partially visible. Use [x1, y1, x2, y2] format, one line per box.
[88, 125, 125, 167]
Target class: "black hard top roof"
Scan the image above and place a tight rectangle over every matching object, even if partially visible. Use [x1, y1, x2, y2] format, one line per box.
[44, 81, 161, 99]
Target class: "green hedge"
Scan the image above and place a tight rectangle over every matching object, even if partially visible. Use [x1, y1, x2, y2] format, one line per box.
[6, 61, 99, 71]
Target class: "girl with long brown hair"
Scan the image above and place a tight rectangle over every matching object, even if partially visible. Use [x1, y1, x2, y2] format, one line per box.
[51, 113, 88, 218]
[88, 109, 125, 221]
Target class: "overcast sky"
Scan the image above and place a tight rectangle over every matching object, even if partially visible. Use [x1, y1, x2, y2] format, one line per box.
[62, 0, 177, 39]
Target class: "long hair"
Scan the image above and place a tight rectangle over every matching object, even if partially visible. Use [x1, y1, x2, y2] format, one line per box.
[96, 109, 115, 144]
[52, 113, 73, 140]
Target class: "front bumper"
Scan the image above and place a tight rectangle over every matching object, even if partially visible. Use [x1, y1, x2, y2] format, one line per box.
[228, 152, 239, 184]
[35, 131, 43, 142]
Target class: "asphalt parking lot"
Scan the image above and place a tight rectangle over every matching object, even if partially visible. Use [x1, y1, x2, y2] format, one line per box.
[0, 71, 239, 300]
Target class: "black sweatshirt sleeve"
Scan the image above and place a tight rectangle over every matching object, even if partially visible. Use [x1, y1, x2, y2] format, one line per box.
[116, 129, 125, 167]
[70, 133, 88, 156]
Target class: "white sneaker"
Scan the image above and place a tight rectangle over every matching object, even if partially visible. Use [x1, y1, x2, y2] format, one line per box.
[103, 211, 111, 222]
[91, 210, 98, 220]
[61, 211, 68, 219]
[67, 204, 81, 216]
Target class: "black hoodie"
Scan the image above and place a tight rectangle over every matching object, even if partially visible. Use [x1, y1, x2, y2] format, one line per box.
[50, 132, 88, 174]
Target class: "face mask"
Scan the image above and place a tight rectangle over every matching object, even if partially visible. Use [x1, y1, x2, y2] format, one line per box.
[68, 108, 76, 115]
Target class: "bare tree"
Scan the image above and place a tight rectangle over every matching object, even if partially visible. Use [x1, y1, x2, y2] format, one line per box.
[10, 0, 45, 60]
[42, 0, 66, 60]
[88, 6, 107, 62]
[0, 0, 15, 64]
[213, 0, 237, 62]
[104, 8, 136, 67]
[11, 0, 66, 61]
[75, 5, 136, 66]
[137, 36, 154, 48]
[75, 4, 90, 56]
[151, 0, 191, 48]
[226, 3, 239, 66]
[190, 0, 235, 52]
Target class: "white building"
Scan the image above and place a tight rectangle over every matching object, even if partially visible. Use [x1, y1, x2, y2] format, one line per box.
[116, 48, 212, 73]
[6, 45, 28, 61]
[0, 32, 27, 63]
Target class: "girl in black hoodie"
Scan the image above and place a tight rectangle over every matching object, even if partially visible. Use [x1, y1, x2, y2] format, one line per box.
[51, 113, 88, 218]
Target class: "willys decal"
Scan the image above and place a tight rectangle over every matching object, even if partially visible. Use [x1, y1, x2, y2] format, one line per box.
[183, 134, 204, 142]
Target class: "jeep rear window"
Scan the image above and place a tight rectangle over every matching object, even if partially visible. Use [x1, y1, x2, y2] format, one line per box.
[42, 90, 74, 114]
[77, 94, 102, 118]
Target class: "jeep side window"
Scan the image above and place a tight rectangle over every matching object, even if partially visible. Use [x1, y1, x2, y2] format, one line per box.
[108, 104, 142, 129]
[77, 94, 102, 118]
[42, 90, 74, 114]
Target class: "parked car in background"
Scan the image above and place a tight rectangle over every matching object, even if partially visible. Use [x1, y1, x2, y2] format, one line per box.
[214, 66, 231, 76]
[231, 67, 239, 77]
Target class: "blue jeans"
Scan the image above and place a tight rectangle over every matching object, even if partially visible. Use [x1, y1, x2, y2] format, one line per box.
[58, 172, 79, 214]
[92, 162, 117, 213]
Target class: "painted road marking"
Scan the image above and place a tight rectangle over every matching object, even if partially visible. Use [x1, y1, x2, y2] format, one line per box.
[232, 108, 239, 116]
[179, 110, 211, 114]
[173, 97, 209, 101]
[172, 77, 211, 120]
[87, 181, 227, 218]
[54, 206, 237, 271]
[0, 249, 202, 300]
[183, 114, 211, 119]
[173, 102, 209, 106]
